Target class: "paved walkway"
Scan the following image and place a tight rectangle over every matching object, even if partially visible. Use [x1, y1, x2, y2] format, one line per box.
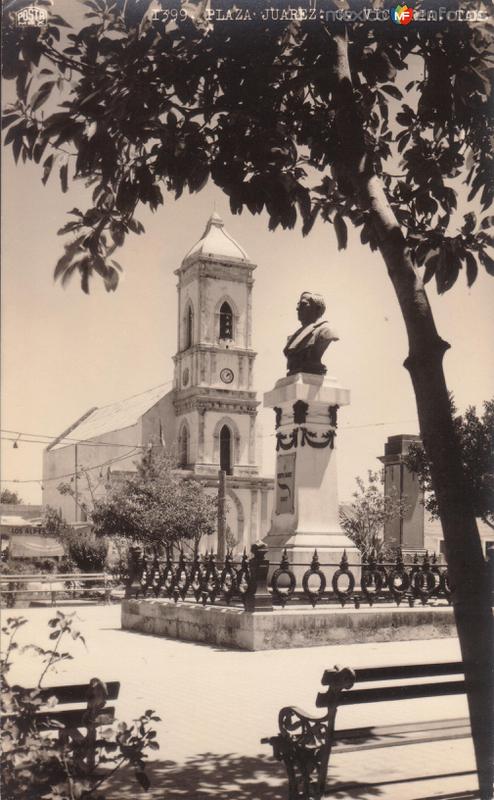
[3, 604, 481, 799]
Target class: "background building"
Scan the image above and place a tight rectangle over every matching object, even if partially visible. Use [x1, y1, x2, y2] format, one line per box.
[43, 214, 273, 552]
[379, 434, 424, 552]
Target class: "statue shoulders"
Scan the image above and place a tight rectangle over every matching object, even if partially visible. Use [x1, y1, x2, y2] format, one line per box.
[314, 320, 339, 342]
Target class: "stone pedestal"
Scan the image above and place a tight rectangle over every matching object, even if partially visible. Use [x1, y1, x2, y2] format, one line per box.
[263, 373, 359, 581]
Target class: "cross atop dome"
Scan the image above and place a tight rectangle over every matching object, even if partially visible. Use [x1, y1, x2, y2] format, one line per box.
[182, 212, 250, 265]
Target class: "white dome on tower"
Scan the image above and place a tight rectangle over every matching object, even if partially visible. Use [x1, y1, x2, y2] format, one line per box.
[182, 212, 249, 265]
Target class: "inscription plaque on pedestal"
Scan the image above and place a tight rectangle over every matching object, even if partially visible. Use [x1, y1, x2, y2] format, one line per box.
[276, 453, 296, 515]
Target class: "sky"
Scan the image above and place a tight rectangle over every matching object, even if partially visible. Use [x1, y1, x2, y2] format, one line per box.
[2, 8, 494, 507]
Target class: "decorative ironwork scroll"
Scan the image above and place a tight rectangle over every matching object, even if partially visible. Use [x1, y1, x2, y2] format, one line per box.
[411, 551, 438, 604]
[127, 546, 452, 610]
[387, 549, 410, 604]
[271, 549, 296, 607]
[302, 550, 326, 607]
[332, 550, 356, 605]
[360, 551, 384, 605]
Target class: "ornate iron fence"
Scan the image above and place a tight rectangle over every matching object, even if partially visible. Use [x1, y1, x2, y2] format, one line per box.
[124, 543, 454, 610]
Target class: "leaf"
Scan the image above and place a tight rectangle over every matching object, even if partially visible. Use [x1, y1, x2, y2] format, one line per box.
[381, 84, 402, 100]
[479, 251, 494, 276]
[397, 132, 411, 153]
[423, 253, 439, 284]
[81, 269, 90, 294]
[42, 155, 54, 186]
[301, 205, 319, 237]
[465, 252, 478, 287]
[462, 211, 476, 234]
[333, 213, 348, 251]
[31, 82, 56, 112]
[128, 218, 145, 235]
[436, 249, 461, 294]
[480, 215, 494, 230]
[60, 163, 68, 193]
[1, 113, 20, 131]
[4, 121, 23, 147]
[12, 134, 23, 164]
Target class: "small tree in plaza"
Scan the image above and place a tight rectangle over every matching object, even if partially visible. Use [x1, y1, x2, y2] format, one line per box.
[91, 450, 217, 554]
[1, 490, 23, 505]
[340, 471, 407, 560]
[405, 398, 494, 531]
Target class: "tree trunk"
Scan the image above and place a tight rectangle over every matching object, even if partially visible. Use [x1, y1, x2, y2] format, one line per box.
[366, 180, 494, 800]
[332, 28, 494, 799]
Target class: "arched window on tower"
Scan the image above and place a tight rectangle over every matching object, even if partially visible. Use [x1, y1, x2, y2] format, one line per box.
[179, 426, 189, 467]
[219, 302, 233, 340]
[220, 425, 232, 475]
[185, 305, 193, 349]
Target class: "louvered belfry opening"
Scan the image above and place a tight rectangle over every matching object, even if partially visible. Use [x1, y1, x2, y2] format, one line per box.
[220, 425, 232, 475]
[186, 305, 193, 349]
[219, 302, 233, 340]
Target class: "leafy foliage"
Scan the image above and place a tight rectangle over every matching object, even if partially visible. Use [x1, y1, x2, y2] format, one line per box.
[62, 528, 109, 573]
[2, 0, 493, 293]
[340, 471, 408, 559]
[42, 506, 69, 536]
[405, 399, 494, 529]
[91, 450, 216, 552]
[1, 611, 160, 799]
[1, 490, 23, 504]
[41, 506, 109, 572]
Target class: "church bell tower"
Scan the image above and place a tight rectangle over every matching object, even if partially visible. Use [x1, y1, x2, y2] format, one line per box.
[173, 213, 260, 477]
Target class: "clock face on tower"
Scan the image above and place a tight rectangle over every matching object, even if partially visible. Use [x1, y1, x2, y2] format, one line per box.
[220, 368, 234, 384]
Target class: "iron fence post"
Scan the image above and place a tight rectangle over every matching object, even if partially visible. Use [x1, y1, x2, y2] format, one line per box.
[124, 544, 143, 599]
[245, 541, 273, 612]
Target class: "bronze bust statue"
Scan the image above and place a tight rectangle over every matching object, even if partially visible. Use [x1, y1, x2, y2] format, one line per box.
[284, 292, 339, 376]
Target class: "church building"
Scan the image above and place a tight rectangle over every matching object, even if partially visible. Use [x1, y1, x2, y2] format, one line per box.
[42, 214, 274, 552]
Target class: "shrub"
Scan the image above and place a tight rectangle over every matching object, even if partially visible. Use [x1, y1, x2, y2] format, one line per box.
[1, 612, 160, 799]
[61, 530, 109, 573]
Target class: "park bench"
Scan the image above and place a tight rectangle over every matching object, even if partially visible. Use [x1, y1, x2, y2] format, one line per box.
[0, 572, 114, 606]
[3, 678, 120, 772]
[262, 661, 474, 799]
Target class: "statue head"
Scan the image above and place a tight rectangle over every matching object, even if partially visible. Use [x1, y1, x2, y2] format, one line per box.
[297, 292, 326, 326]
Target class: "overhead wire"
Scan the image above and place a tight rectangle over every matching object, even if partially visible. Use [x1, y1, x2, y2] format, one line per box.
[1, 418, 418, 486]
[1, 418, 418, 448]
[1, 446, 144, 484]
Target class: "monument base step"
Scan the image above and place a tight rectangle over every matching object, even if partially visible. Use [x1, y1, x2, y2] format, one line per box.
[121, 599, 456, 651]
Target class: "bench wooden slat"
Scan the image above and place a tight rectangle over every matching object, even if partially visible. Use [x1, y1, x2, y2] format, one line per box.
[333, 717, 470, 753]
[36, 707, 116, 728]
[35, 681, 120, 704]
[331, 661, 465, 682]
[317, 679, 466, 707]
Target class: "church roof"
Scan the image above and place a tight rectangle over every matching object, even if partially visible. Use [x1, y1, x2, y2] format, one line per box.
[182, 212, 250, 265]
[48, 384, 169, 450]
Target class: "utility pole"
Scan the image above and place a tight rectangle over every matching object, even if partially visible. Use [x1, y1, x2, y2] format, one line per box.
[217, 469, 226, 562]
[74, 443, 78, 522]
